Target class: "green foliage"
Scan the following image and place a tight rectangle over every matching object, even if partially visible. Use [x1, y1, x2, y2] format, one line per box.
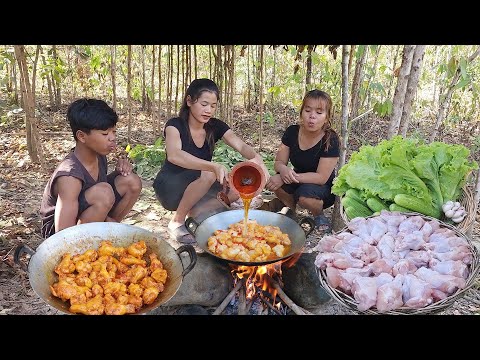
[126, 138, 165, 180]
[372, 99, 393, 117]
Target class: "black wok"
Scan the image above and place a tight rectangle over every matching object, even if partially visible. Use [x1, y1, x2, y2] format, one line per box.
[14, 222, 197, 315]
[185, 209, 314, 266]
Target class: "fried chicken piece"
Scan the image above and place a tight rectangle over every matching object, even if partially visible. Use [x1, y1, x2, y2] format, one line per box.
[127, 241, 147, 258]
[91, 284, 104, 296]
[143, 287, 160, 305]
[75, 274, 93, 288]
[151, 268, 168, 284]
[70, 294, 104, 315]
[103, 281, 127, 296]
[126, 265, 148, 284]
[105, 302, 136, 315]
[98, 241, 126, 257]
[128, 295, 143, 310]
[141, 276, 164, 292]
[112, 257, 130, 273]
[55, 253, 76, 275]
[74, 260, 93, 274]
[128, 283, 143, 297]
[72, 249, 98, 263]
[50, 280, 78, 301]
[149, 253, 163, 271]
[120, 254, 146, 266]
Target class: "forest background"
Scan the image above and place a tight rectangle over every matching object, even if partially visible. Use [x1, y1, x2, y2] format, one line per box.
[0, 44, 479, 315]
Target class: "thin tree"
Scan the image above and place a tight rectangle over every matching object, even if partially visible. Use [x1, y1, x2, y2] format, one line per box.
[39, 46, 54, 108]
[141, 45, 147, 111]
[350, 45, 368, 119]
[332, 45, 350, 231]
[127, 45, 132, 144]
[362, 45, 381, 110]
[429, 46, 480, 142]
[14, 45, 45, 168]
[151, 45, 156, 121]
[258, 45, 265, 151]
[157, 45, 163, 136]
[175, 45, 180, 115]
[305, 45, 315, 92]
[399, 45, 426, 137]
[270, 45, 277, 112]
[387, 45, 416, 138]
[194, 45, 198, 79]
[110, 45, 117, 111]
[52, 45, 61, 108]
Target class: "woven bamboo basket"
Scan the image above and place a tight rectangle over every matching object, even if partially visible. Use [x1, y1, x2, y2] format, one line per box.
[316, 212, 480, 315]
[339, 186, 475, 235]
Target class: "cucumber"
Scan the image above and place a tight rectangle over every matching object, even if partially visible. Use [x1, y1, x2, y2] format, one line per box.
[366, 196, 389, 212]
[345, 188, 366, 204]
[342, 196, 373, 219]
[393, 194, 441, 218]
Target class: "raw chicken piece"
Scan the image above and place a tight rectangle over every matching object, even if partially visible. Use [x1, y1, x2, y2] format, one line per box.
[315, 252, 365, 270]
[366, 217, 388, 243]
[352, 277, 378, 311]
[392, 258, 418, 276]
[325, 267, 359, 294]
[398, 216, 425, 233]
[431, 246, 473, 264]
[377, 234, 395, 259]
[313, 235, 342, 253]
[394, 231, 426, 252]
[369, 259, 393, 276]
[402, 274, 433, 308]
[376, 273, 394, 287]
[376, 274, 404, 313]
[429, 259, 469, 279]
[405, 250, 431, 267]
[414, 267, 466, 295]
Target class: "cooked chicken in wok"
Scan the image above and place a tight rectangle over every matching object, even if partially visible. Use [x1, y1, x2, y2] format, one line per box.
[207, 219, 292, 262]
[50, 240, 168, 315]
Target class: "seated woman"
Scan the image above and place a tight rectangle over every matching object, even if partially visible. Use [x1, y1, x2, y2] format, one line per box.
[265, 89, 340, 231]
[153, 78, 269, 244]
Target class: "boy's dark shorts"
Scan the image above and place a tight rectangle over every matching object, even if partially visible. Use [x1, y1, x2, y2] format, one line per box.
[281, 182, 335, 209]
[78, 172, 122, 213]
[42, 173, 122, 239]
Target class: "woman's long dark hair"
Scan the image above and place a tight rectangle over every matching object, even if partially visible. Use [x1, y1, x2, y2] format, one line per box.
[299, 89, 339, 151]
[178, 78, 220, 155]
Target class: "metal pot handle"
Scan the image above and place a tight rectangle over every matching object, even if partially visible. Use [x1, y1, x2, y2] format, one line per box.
[175, 244, 197, 277]
[13, 244, 35, 272]
[184, 217, 199, 235]
[296, 216, 316, 237]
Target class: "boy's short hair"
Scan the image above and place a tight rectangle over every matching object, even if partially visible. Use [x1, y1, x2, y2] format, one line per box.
[67, 98, 118, 141]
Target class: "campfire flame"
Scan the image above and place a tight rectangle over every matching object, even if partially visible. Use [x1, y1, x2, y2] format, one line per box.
[231, 261, 284, 303]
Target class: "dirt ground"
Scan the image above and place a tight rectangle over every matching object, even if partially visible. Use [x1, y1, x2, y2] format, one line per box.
[1, 98, 479, 315]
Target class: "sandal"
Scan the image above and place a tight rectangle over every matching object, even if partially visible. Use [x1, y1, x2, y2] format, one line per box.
[168, 224, 196, 244]
[313, 215, 332, 233]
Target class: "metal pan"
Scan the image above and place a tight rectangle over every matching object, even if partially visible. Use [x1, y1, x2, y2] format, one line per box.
[14, 222, 197, 315]
[185, 209, 314, 266]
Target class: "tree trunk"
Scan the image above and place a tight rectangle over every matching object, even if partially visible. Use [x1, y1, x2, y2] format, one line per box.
[258, 45, 265, 152]
[110, 45, 117, 111]
[141, 45, 147, 111]
[175, 45, 180, 115]
[332, 45, 351, 232]
[31, 46, 40, 102]
[387, 45, 415, 138]
[399, 45, 426, 137]
[270, 46, 277, 112]
[194, 45, 198, 80]
[166, 45, 173, 120]
[14, 45, 45, 168]
[151, 45, 156, 124]
[386, 45, 401, 100]
[350, 45, 368, 119]
[40, 46, 54, 108]
[429, 46, 480, 142]
[362, 45, 381, 110]
[157, 45, 163, 136]
[466, 169, 480, 239]
[247, 45, 251, 111]
[52, 45, 61, 108]
[127, 45, 132, 144]
[305, 45, 314, 92]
